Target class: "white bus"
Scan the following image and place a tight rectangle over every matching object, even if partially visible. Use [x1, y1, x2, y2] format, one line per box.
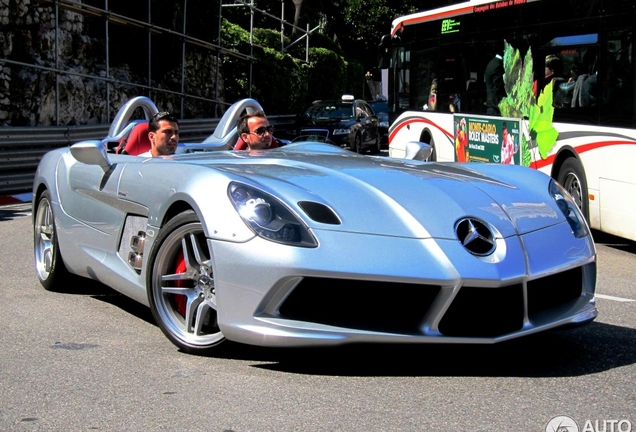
[382, 0, 636, 241]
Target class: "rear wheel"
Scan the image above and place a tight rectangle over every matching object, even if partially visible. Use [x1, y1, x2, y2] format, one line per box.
[147, 210, 225, 355]
[34, 190, 69, 291]
[557, 157, 589, 222]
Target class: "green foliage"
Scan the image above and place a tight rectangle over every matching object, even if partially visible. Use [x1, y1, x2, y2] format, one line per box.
[253, 28, 289, 50]
[306, 47, 348, 102]
[307, 32, 344, 56]
[215, 1, 469, 113]
[251, 47, 307, 114]
[346, 59, 365, 97]
[221, 19, 250, 48]
[528, 81, 559, 159]
[219, 12, 372, 114]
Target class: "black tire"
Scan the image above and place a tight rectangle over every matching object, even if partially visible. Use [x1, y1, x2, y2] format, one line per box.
[557, 157, 589, 222]
[420, 132, 436, 161]
[147, 210, 226, 355]
[33, 190, 70, 291]
[353, 134, 362, 153]
[427, 137, 437, 162]
[369, 135, 381, 155]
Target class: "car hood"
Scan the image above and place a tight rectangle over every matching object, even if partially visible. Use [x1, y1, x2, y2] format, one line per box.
[185, 147, 563, 239]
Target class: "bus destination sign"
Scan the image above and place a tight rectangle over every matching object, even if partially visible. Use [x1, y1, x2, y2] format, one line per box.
[474, 0, 528, 14]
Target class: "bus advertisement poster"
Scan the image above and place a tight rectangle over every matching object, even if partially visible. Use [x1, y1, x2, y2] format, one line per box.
[454, 115, 520, 165]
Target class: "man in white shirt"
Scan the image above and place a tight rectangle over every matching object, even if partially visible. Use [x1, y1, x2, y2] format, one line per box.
[138, 111, 180, 157]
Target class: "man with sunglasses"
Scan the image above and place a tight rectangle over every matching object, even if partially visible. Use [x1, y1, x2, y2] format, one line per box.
[235, 110, 280, 150]
[138, 111, 180, 157]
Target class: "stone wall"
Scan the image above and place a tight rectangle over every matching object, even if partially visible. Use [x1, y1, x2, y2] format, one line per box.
[0, 0, 224, 127]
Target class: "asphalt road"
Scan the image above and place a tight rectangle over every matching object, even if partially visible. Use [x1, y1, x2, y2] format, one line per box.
[1, 202, 634, 432]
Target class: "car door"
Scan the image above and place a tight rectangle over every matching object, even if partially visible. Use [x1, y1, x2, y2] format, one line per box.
[356, 101, 379, 146]
[56, 151, 130, 251]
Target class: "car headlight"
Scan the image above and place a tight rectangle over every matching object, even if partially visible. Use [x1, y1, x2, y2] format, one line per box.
[549, 179, 589, 238]
[332, 128, 350, 135]
[228, 182, 318, 247]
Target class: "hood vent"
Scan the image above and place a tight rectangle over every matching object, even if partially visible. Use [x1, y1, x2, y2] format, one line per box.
[298, 201, 341, 225]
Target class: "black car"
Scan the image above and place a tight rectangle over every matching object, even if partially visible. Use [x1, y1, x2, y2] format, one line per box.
[296, 95, 382, 153]
[368, 100, 389, 148]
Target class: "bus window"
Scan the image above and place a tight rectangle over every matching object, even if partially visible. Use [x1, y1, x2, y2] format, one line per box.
[599, 27, 633, 127]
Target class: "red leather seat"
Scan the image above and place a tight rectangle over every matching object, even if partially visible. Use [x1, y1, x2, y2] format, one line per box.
[234, 136, 280, 150]
[120, 122, 151, 155]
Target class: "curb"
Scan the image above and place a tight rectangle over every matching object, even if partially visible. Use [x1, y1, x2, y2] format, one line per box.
[0, 193, 33, 206]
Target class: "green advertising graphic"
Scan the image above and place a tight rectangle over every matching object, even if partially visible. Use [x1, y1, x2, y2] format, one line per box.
[499, 40, 558, 166]
[454, 116, 521, 165]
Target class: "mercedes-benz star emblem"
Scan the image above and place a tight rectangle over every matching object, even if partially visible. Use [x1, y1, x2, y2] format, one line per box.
[455, 218, 496, 256]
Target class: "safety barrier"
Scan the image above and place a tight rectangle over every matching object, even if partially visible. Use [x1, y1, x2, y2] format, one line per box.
[0, 115, 296, 196]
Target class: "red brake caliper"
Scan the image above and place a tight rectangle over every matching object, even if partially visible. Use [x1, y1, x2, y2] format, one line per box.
[173, 251, 187, 317]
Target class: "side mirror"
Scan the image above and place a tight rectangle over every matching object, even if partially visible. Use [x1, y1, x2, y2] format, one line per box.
[70, 141, 113, 172]
[404, 141, 433, 161]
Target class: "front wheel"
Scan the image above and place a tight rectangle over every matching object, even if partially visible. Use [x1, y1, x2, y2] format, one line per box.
[369, 135, 381, 155]
[353, 134, 362, 153]
[557, 158, 589, 222]
[147, 210, 226, 355]
[34, 190, 69, 291]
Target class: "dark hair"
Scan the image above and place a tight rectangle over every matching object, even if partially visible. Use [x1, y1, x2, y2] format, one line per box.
[485, 39, 506, 57]
[149, 111, 179, 133]
[545, 55, 563, 76]
[571, 61, 585, 77]
[237, 110, 267, 134]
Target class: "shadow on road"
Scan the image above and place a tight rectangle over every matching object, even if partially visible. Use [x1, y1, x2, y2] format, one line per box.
[592, 229, 636, 254]
[0, 203, 31, 221]
[50, 277, 156, 326]
[247, 322, 636, 378]
[61, 268, 635, 379]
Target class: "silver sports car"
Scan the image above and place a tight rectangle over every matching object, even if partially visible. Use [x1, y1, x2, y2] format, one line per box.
[33, 96, 597, 355]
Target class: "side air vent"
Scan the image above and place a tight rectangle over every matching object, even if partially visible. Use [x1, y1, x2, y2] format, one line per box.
[298, 201, 341, 225]
[128, 231, 146, 271]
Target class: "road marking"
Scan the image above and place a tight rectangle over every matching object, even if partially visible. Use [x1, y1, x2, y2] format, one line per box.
[596, 293, 635, 302]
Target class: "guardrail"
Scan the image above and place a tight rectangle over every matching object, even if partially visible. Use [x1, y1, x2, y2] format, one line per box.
[0, 115, 296, 196]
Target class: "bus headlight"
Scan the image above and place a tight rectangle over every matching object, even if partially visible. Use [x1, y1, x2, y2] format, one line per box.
[549, 179, 589, 238]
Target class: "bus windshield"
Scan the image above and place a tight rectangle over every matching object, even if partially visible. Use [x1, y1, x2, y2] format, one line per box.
[385, 0, 633, 127]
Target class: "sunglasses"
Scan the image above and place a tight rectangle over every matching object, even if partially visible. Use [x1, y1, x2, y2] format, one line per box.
[250, 125, 274, 136]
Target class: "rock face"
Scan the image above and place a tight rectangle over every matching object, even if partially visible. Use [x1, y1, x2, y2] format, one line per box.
[0, 0, 224, 126]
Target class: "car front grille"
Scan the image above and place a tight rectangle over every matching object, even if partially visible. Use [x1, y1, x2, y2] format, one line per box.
[527, 266, 583, 319]
[300, 128, 329, 138]
[437, 284, 524, 337]
[277, 265, 586, 338]
[279, 277, 440, 335]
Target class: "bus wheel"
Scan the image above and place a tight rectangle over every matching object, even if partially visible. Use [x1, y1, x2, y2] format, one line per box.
[428, 138, 437, 161]
[557, 158, 589, 222]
